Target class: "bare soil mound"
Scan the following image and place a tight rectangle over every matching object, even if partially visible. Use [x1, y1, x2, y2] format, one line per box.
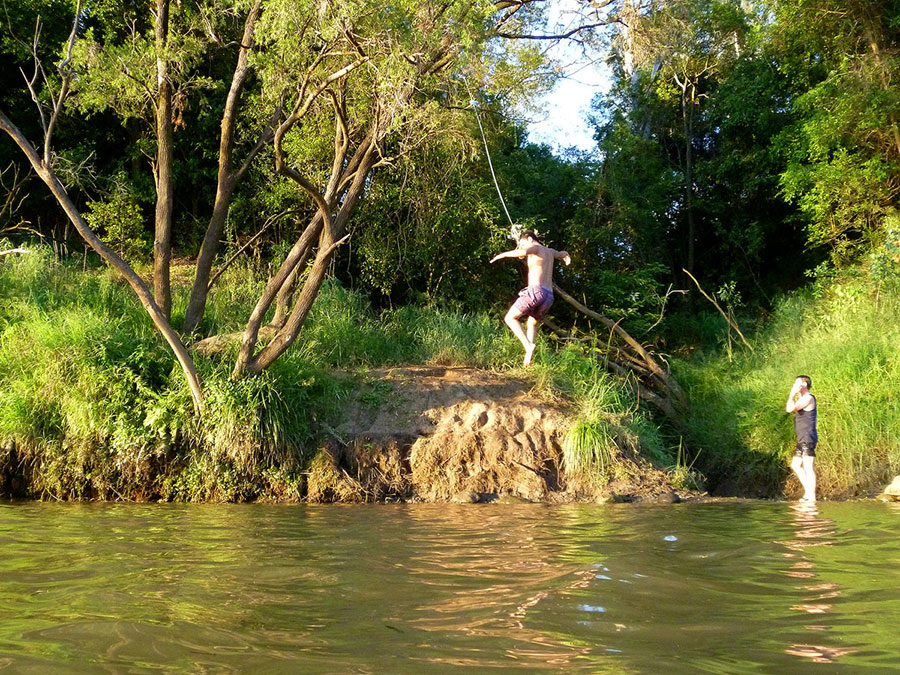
[307, 366, 682, 503]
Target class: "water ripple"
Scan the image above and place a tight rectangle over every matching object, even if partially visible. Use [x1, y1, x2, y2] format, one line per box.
[0, 501, 898, 672]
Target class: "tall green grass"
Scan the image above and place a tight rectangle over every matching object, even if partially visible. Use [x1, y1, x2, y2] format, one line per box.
[552, 355, 671, 485]
[0, 245, 668, 500]
[679, 271, 900, 498]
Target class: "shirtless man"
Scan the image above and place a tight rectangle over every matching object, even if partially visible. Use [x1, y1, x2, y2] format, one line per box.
[786, 375, 818, 502]
[490, 230, 571, 366]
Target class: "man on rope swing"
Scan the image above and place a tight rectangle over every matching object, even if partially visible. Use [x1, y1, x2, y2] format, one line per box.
[786, 375, 818, 502]
[490, 230, 571, 367]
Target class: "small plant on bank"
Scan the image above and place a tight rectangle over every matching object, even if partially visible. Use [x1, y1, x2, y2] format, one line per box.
[560, 368, 669, 484]
[564, 416, 617, 479]
[666, 439, 705, 492]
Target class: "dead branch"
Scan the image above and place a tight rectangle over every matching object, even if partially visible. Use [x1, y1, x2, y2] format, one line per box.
[543, 308, 687, 425]
[207, 208, 304, 291]
[553, 283, 688, 410]
[0, 161, 32, 228]
[644, 284, 687, 334]
[682, 268, 753, 352]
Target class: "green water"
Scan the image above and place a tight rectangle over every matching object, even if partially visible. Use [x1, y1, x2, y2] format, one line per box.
[0, 501, 898, 673]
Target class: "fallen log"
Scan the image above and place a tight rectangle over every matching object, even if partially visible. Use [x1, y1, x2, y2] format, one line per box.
[545, 287, 689, 425]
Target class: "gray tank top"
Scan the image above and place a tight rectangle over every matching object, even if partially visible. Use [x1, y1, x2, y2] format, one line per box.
[794, 395, 818, 443]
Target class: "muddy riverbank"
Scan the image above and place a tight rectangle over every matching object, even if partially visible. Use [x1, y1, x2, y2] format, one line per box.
[306, 366, 686, 504]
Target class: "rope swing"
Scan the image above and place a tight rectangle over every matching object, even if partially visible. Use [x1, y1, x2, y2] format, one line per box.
[462, 76, 520, 239]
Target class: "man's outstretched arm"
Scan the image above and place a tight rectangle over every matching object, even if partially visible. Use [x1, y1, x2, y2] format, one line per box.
[552, 249, 572, 266]
[490, 249, 526, 263]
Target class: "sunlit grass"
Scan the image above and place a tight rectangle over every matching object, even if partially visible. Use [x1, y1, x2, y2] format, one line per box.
[0, 245, 666, 500]
[679, 272, 900, 497]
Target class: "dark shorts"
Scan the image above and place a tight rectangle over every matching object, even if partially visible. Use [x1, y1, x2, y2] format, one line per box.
[512, 285, 554, 320]
[793, 441, 817, 458]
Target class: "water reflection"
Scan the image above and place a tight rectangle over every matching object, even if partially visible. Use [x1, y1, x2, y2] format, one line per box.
[779, 502, 856, 664]
[388, 506, 607, 668]
[1, 501, 899, 672]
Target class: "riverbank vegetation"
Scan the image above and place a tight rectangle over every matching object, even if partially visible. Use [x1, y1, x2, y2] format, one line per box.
[0, 248, 671, 500]
[3, 0, 900, 501]
[679, 265, 900, 498]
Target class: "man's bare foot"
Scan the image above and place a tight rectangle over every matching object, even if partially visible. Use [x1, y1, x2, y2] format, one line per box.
[523, 342, 536, 367]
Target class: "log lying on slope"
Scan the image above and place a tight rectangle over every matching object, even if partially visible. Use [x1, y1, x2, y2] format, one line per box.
[549, 284, 688, 425]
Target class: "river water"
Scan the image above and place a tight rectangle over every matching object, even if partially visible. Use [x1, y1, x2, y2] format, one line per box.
[0, 500, 898, 673]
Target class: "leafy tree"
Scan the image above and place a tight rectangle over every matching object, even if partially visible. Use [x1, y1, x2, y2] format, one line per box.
[69, 0, 266, 320]
[591, 0, 819, 314]
[771, 0, 900, 264]
[345, 141, 507, 310]
[625, 0, 749, 272]
[0, 1, 206, 409]
[1, 0, 615, 407]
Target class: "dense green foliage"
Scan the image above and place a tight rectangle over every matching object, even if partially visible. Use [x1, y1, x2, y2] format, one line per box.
[588, 0, 900, 497]
[3, 1, 900, 499]
[0, 247, 670, 500]
[586, 1, 896, 314]
[679, 266, 900, 498]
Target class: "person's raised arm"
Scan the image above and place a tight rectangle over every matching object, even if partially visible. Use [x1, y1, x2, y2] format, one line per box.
[786, 379, 812, 413]
[490, 248, 526, 263]
[553, 249, 572, 266]
[788, 392, 813, 413]
[786, 380, 800, 413]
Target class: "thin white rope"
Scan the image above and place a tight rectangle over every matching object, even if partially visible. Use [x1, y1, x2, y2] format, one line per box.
[462, 77, 515, 231]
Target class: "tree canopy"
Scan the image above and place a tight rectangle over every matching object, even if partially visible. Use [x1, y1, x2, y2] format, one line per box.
[3, 0, 900, 410]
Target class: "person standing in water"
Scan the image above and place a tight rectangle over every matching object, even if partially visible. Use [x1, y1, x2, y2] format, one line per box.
[490, 230, 571, 367]
[786, 375, 818, 502]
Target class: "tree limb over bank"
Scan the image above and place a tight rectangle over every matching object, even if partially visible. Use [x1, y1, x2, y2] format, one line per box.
[550, 284, 688, 425]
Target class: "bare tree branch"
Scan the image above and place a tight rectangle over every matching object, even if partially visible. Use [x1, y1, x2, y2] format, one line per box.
[44, 0, 82, 162]
[497, 20, 614, 40]
[207, 208, 305, 291]
[682, 269, 754, 352]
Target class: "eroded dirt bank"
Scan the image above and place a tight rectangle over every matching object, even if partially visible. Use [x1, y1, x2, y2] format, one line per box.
[307, 366, 683, 503]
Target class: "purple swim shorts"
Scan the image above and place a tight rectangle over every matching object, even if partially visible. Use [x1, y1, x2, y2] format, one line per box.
[513, 285, 554, 320]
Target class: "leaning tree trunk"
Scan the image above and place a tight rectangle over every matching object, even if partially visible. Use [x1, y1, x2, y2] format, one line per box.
[232, 211, 327, 377]
[270, 246, 310, 329]
[0, 109, 204, 413]
[232, 63, 375, 378]
[182, 0, 265, 335]
[153, 0, 174, 320]
[233, 142, 375, 377]
[249, 156, 373, 374]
